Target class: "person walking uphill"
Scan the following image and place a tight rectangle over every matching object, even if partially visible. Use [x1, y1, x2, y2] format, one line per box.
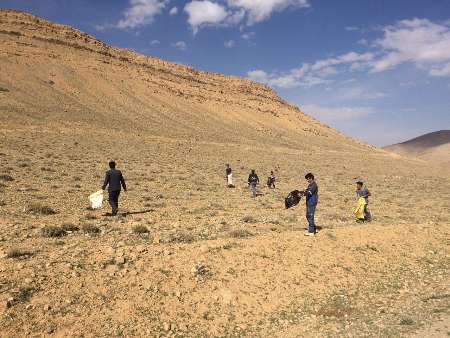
[225, 164, 234, 187]
[248, 169, 260, 198]
[303, 173, 318, 236]
[102, 161, 127, 216]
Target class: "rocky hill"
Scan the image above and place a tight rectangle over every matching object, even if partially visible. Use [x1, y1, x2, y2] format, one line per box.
[384, 130, 450, 166]
[0, 9, 358, 149]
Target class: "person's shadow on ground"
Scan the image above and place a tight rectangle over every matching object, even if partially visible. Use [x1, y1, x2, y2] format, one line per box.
[102, 209, 154, 217]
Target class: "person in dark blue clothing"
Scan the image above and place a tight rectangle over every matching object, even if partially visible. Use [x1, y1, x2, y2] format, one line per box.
[303, 173, 318, 236]
[102, 161, 127, 216]
[248, 170, 259, 198]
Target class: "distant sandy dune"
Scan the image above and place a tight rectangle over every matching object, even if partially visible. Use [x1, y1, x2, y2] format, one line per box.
[384, 130, 450, 166]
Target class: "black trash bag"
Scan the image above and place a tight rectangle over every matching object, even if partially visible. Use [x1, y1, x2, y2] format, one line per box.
[285, 190, 302, 209]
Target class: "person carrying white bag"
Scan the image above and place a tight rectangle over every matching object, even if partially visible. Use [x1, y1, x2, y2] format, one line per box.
[101, 160, 127, 216]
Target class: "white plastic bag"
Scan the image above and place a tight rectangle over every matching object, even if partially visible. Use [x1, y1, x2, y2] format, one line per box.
[89, 190, 104, 209]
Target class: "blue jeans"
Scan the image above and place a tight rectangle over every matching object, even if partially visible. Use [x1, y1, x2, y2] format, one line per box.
[306, 204, 316, 233]
[250, 183, 257, 197]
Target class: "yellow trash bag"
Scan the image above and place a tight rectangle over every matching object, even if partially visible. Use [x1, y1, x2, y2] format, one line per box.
[354, 197, 366, 220]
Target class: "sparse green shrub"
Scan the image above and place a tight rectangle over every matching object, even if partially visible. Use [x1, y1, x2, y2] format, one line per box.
[42, 226, 67, 238]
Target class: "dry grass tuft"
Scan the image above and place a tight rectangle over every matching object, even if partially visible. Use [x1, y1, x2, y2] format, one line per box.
[0, 174, 14, 181]
[167, 230, 195, 243]
[27, 204, 57, 215]
[61, 223, 80, 232]
[132, 225, 149, 234]
[82, 224, 100, 234]
[6, 248, 33, 258]
[241, 215, 257, 223]
[229, 228, 254, 238]
[15, 287, 36, 303]
[42, 226, 67, 238]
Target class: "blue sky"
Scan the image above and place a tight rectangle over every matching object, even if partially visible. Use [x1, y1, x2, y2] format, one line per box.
[2, 0, 450, 146]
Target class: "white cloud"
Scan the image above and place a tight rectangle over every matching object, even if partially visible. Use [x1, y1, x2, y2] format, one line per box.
[248, 70, 300, 88]
[247, 52, 373, 89]
[150, 39, 160, 46]
[224, 40, 236, 48]
[241, 32, 255, 40]
[184, 1, 229, 33]
[227, 0, 309, 25]
[117, 0, 168, 29]
[247, 18, 450, 90]
[172, 41, 187, 51]
[247, 68, 332, 89]
[247, 70, 270, 83]
[370, 18, 450, 74]
[183, 0, 310, 33]
[430, 62, 450, 76]
[335, 87, 386, 101]
[169, 6, 178, 15]
[302, 104, 374, 121]
[357, 38, 368, 46]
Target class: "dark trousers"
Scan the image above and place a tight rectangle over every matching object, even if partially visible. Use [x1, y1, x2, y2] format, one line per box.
[364, 204, 371, 221]
[108, 190, 120, 214]
[306, 204, 317, 233]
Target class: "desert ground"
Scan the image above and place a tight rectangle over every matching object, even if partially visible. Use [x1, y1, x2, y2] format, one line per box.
[0, 9, 449, 337]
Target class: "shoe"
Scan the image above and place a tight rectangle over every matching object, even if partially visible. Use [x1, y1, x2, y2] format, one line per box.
[304, 232, 315, 236]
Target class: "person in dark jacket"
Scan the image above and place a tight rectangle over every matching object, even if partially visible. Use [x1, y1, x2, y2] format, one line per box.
[267, 171, 276, 189]
[102, 161, 126, 215]
[303, 173, 318, 236]
[248, 169, 259, 198]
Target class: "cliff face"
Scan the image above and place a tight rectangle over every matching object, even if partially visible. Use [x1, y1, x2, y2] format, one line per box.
[0, 9, 359, 149]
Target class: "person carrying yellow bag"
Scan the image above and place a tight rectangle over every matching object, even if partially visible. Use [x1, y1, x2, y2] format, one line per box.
[354, 196, 366, 222]
[355, 181, 371, 223]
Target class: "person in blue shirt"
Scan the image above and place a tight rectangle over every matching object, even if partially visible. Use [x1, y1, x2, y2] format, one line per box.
[248, 170, 259, 198]
[303, 173, 318, 236]
[356, 181, 371, 222]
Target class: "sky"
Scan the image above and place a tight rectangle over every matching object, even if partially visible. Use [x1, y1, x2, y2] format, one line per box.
[2, 0, 450, 146]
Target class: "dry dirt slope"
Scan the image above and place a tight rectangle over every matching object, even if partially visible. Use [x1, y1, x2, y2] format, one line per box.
[0, 9, 449, 337]
[384, 130, 450, 167]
